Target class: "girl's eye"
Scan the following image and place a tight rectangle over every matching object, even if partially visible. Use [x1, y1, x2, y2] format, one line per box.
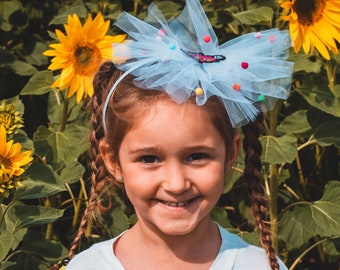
[187, 153, 208, 161]
[140, 155, 160, 164]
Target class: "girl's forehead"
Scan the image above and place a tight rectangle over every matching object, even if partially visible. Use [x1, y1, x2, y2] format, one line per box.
[125, 99, 223, 143]
[131, 97, 210, 127]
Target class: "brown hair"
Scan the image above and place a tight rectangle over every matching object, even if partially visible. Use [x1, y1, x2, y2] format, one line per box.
[64, 61, 278, 270]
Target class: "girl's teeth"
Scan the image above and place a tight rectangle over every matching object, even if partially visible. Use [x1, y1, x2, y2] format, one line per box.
[163, 201, 189, 207]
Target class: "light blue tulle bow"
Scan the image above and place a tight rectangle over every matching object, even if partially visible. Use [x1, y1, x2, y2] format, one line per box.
[104, 0, 294, 129]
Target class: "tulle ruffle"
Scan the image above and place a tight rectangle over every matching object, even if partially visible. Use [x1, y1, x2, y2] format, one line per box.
[111, 0, 294, 127]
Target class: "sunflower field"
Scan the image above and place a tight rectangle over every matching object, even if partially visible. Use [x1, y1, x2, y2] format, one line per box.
[0, 0, 340, 269]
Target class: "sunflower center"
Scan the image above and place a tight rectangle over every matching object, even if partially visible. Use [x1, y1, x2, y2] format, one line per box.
[0, 155, 11, 168]
[293, 0, 325, 25]
[74, 44, 102, 76]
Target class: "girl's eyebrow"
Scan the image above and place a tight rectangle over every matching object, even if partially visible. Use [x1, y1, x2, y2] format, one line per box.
[128, 146, 160, 154]
[128, 145, 219, 154]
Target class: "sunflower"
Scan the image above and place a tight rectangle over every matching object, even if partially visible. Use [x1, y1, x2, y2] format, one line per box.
[0, 99, 24, 135]
[43, 13, 125, 103]
[280, 0, 340, 60]
[0, 125, 33, 196]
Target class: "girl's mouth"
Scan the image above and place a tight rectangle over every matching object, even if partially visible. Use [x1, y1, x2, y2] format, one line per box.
[159, 198, 196, 207]
[162, 201, 189, 207]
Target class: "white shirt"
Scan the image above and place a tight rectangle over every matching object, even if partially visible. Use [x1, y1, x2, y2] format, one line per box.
[66, 225, 287, 269]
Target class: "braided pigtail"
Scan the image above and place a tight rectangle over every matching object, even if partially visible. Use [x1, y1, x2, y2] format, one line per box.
[67, 62, 117, 260]
[242, 113, 279, 270]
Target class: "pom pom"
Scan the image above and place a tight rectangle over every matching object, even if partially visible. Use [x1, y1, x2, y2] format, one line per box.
[203, 35, 211, 43]
[195, 87, 204, 96]
[241, 62, 249, 69]
[233, 84, 241, 91]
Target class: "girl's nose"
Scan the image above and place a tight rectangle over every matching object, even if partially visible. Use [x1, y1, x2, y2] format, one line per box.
[161, 162, 191, 194]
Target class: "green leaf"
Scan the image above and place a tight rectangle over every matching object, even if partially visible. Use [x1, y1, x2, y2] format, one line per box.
[47, 92, 90, 125]
[110, 207, 131, 236]
[233, 7, 273, 26]
[1, 203, 28, 252]
[279, 181, 340, 249]
[0, 49, 14, 66]
[0, 14, 11, 32]
[313, 120, 340, 147]
[289, 52, 323, 73]
[211, 206, 233, 229]
[223, 166, 242, 193]
[23, 41, 49, 66]
[153, 1, 182, 19]
[324, 238, 340, 262]
[11, 130, 34, 151]
[297, 74, 340, 117]
[59, 161, 85, 185]
[48, 0, 87, 25]
[20, 70, 54, 95]
[7, 60, 37, 76]
[0, 231, 13, 262]
[15, 180, 65, 200]
[62, 124, 90, 158]
[5, 231, 68, 270]
[0, 261, 16, 270]
[24, 162, 59, 185]
[0, 0, 23, 22]
[238, 231, 260, 247]
[33, 124, 88, 163]
[260, 134, 297, 164]
[8, 204, 64, 232]
[277, 110, 311, 136]
[32, 126, 54, 162]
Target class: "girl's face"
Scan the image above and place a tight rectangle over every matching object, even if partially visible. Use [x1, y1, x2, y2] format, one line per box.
[102, 98, 240, 236]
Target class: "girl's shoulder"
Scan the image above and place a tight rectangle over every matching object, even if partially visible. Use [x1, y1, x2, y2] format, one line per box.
[65, 234, 125, 270]
[214, 225, 288, 270]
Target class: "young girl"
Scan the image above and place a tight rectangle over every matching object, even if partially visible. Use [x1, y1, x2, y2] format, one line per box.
[58, 0, 294, 269]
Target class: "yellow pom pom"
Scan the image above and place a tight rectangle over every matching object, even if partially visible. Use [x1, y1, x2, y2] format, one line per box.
[195, 87, 204, 96]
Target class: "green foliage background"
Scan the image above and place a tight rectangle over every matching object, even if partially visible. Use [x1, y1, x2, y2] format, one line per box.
[0, 0, 340, 269]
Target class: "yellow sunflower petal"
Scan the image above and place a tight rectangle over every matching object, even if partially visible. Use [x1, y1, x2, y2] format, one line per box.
[302, 28, 312, 54]
[281, 2, 293, 9]
[3, 139, 13, 156]
[59, 65, 75, 89]
[0, 126, 7, 148]
[312, 22, 337, 49]
[11, 151, 33, 166]
[312, 33, 331, 59]
[323, 10, 340, 28]
[75, 80, 85, 103]
[68, 74, 81, 97]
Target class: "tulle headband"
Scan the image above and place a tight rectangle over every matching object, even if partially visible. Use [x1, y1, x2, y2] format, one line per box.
[103, 0, 294, 131]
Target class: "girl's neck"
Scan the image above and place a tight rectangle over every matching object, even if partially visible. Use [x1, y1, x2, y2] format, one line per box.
[135, 218, 220, 254]
[115, 218, 221, 270]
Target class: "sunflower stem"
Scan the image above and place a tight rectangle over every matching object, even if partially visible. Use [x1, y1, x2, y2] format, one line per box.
[72, 186, 84, 231]
[133, 0, 139, 16]
[59, 94, 69, 132]
[45, 197, 53, 240]
[268, 100, 282, 253]
[324, 60, 336, 92]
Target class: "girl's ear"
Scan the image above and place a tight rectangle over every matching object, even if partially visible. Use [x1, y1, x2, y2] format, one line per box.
[225, 133, 241, 171]
[99, 140, 122, 180]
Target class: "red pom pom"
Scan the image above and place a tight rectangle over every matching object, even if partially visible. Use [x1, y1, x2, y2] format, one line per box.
[241, 62, 249, 69]
[203, 35, 211, 43]
[233, 84, 241, 91]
